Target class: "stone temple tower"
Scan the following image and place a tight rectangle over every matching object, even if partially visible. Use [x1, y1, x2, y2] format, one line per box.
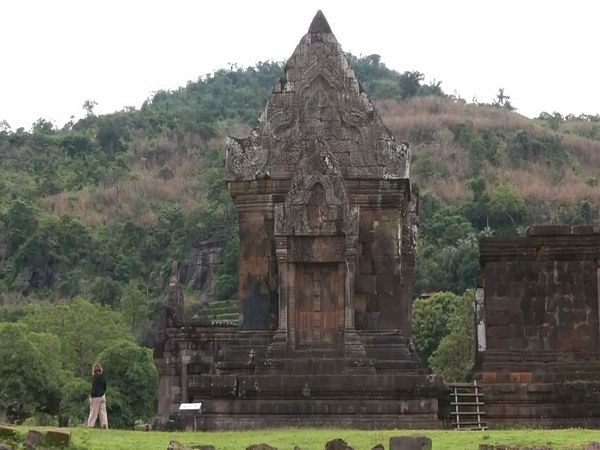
[155, 10, 444, 429]
[226, 9, 417, 341]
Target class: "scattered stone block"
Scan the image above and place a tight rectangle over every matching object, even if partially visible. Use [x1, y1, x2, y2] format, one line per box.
[44, 430, 71, 448]
[25, 430, 44, 449]
[372, 445, 385, 450]
[584, 443, 600, 450]
[325, 439, 354, 450]
[0, 443, 12, 450]
[167, 441, 188, 450]
[189, 445, 216, 450]
[246, 445, 278, 450]
[390, 436, 432, 450]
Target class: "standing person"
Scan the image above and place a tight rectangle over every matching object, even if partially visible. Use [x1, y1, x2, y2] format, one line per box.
[87, 362, 109, 429]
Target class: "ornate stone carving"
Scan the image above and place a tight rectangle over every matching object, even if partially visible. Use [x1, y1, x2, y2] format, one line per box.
[379, 140, 411, 179]
[225, 136, 269, 181]
[288, 236, 345, 262]
[344, 206, 360, 238]
[224, 13, 410, 181]
[274, 138, 359, 237]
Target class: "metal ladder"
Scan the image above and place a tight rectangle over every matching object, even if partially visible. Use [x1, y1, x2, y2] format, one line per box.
[448, 381, 487, 430]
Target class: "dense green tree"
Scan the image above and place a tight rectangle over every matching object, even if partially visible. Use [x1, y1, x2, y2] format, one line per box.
[0, 323, 61, 422]
[120, 280, 150, 338]
[1, 198, 39, 254]
[430, 289, 476, 381]
[416, 212, 479, 295]
[488, 184, 527, 234]
[412, 291, 463, 363]
[58, 375, 90, 426]
[22, 297, 134, 377]
[97, 340, 158, 428]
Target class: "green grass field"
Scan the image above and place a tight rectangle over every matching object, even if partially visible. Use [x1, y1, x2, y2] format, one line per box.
[18, 427, 600, 450]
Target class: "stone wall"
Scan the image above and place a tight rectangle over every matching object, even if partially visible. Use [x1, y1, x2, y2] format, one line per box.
[476, 225, 600, 426]
[354, 183, 418, 332]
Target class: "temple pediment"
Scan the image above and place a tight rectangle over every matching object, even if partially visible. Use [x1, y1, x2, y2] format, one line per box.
[225, 10, 410, 181]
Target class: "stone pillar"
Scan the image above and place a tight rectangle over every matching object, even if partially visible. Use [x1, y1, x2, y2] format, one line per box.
[475, 287, 487, 352]
[267, 236, 289, 358]
[237, 205, 275, 330]
[156, 359, 180, 420]
[597, 266, 600, 344]
[288, 262, 297, 349]
[344, 235, 366, 359]
[344, 237, 357, 330]
[275, 237, 288, 332]
[181, 355, 190, 403]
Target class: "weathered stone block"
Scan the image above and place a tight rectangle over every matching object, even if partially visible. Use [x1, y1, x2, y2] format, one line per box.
[482, 372, 497, 383]
[510, 372, 532, 383]
[356, 275, 376, 294]
[44, 430, 71, 448]
[246, 445, 278, 450]
[167, 441, 188, 450]
[25, 430, 44, 449]
[389, 436, 432, 450]
[325, 439, 354, 450]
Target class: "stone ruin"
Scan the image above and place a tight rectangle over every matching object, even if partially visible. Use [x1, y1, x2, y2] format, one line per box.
[154, 10, 444, 430]
[154, 11, 600, 431]
[476, 225, 600, 426]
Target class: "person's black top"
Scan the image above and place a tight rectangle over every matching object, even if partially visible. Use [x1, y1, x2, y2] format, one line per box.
[91, 373, 107, 398]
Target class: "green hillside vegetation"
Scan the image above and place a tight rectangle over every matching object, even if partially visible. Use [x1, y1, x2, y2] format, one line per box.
[1, 54, 599, 426]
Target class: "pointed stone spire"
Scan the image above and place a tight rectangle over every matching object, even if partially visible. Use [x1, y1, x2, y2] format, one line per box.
[308, 10, 332, 34]
[225, 10, 410, 182]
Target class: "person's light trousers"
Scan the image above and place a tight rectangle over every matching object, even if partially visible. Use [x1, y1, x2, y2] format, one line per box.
[87, 395, 108, 428]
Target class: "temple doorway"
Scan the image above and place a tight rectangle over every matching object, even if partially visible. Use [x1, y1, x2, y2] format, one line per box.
[295, 263, 344, 348]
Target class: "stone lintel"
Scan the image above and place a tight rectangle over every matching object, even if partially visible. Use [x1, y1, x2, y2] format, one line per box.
[228, 178, 409, 201]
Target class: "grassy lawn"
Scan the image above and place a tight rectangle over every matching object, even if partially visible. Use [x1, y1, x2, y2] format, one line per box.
[16, 427, 600, 450]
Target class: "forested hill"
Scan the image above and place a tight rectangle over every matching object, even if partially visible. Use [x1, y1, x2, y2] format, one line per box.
[1, 54, 600, 324]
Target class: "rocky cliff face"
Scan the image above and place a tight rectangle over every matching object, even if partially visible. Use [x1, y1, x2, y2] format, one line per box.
[180, 233, 224, 307]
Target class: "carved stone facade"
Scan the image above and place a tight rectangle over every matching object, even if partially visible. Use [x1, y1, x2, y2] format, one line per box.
[155, 11, 443, 429]
[476, 225, 600, 426]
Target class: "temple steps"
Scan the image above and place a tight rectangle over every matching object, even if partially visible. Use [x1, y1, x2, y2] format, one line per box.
[189, 413, 441, 430]
[357, 330, 411, 345]
[372, 360, 420, 371]
[195, 299, 239, 322]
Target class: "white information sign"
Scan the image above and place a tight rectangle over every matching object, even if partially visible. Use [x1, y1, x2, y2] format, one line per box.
[179, 403, 202, 412]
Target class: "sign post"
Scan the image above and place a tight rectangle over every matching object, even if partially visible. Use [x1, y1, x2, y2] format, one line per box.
[179, 402, 202, 431]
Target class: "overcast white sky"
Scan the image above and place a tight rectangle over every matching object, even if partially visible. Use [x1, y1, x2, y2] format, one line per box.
[1, 0, 599, 130]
